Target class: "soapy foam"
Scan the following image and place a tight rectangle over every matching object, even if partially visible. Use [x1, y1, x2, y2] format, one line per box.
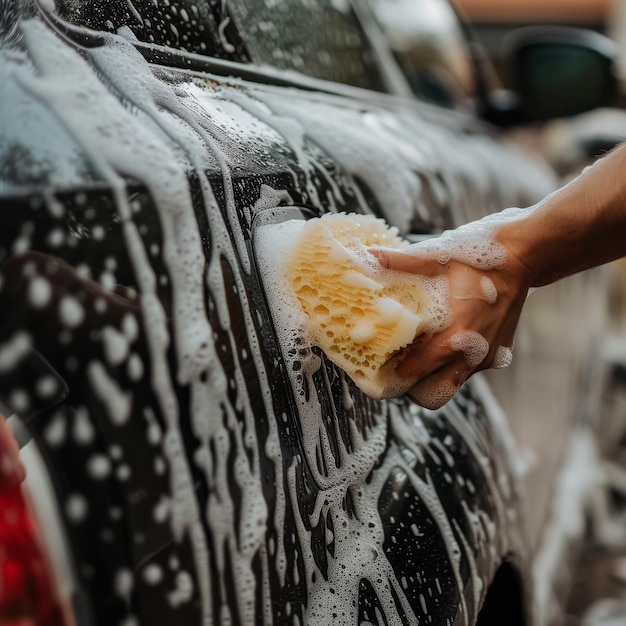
[19, 20, 215, 623]
[31, 25, 294, 626]
[408, 377, 461, 411]
[251, 90, 556, 235]
[480, 276, 497, 304]
[0, 332, 32, 373]
[87, 360, 132, 425]
[402, 206, 530, 270]
[448, 332, 489, 370]
[492, 346, 513, 370]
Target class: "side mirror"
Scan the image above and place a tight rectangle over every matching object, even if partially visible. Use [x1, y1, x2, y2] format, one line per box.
[486, 26, 619, 125]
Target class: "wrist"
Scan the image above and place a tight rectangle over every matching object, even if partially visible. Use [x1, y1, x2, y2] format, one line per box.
[496, 214, 545, 289]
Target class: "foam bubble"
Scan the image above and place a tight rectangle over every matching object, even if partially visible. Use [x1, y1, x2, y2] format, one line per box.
[143, 564, 163, 585]
[0, 332, 32, 373]
[65, 493, 88, 523]
[43, 412, 66, 447]
[448, 331, 489, 370]
[35, 375, 58, 398]
[406, 206, 530, 271]
[492, 346, 513, 369]
[407, 377, 461, 411]
[114, 568, 134, 601]
[167, 571, 194, 608]
[59, 295, 85, 328]
[102, 326, 130, 366]
[28, 276, 52, 308]
[480, 276, 497, 304]
[87, 454, 112, 479]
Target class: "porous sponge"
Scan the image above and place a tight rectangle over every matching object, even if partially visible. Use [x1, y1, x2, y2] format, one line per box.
[286, 213, 431, 399]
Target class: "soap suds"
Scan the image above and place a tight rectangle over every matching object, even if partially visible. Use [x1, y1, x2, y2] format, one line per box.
[448, 331, 489, 370]
[492, 346, 513, 369]
[480, 276, 497, 304]
[408, 377, 462, 411]
[265, 210, 520, 403]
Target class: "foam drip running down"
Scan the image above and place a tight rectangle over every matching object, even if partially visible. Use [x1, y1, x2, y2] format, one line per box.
[18, 19, 278, 625]
[267, 213, 451, 399]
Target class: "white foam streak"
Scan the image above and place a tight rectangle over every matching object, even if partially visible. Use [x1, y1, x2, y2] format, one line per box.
[532, 429, 599, 626]
[19, 19, 213, 623]
[86, 31, 289, 624]
[87, 360, 132, 425]
[86, 35, 220, 385]
[0, 332, 32, 373]
[390, 409, 469, 625]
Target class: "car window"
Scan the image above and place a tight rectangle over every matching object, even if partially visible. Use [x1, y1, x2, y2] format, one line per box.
[53, 0, 386, 92]
[226, 0, 386, 91]
[53, 0, 250, 61]
[368, 0, 476, 109]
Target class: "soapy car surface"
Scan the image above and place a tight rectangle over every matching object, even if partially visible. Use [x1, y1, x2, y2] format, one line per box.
[0, 1, 576, 625]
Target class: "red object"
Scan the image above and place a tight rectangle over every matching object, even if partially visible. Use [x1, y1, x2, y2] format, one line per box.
[0, 417, 67, 626]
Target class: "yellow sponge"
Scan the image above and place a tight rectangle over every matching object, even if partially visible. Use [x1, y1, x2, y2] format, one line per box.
[286, 213, 432, 399]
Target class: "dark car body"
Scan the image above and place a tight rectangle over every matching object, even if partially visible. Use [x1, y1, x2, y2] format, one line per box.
[0, 0, 600, 625]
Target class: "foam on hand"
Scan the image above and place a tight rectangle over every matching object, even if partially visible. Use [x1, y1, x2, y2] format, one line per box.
[282, 213, 448, 399]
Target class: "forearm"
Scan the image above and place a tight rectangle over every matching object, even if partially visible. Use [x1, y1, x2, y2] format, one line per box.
[368, 144, 626, 409]
[499, 142, 626, 288]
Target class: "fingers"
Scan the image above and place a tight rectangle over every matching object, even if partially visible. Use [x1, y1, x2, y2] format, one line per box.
[406, 357, 470, 410]
[396, 323, 513, 408]
[369, 248, 409, 272]
[369, 247, 442, 277]
[369, 244, 525, 409]
[393, 333, 474, 410]
[394, 333, 455, 379]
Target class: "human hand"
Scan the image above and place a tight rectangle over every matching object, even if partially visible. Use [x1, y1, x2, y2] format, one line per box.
[371, 235, 533, 409]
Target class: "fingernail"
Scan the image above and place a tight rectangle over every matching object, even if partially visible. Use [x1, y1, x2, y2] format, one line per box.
[367, 247, 387, 266]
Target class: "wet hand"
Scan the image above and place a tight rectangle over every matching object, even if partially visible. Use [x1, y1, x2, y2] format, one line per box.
[370, 246, 531, 409]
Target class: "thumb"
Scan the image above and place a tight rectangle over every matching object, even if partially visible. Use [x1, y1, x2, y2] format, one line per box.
[368, 247, 425, 274]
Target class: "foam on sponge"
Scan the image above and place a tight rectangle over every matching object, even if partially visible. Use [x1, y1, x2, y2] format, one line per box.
[285, 213, 442, 399]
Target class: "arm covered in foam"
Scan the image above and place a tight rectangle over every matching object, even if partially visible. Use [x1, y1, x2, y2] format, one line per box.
[374, 142, 626, 409]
